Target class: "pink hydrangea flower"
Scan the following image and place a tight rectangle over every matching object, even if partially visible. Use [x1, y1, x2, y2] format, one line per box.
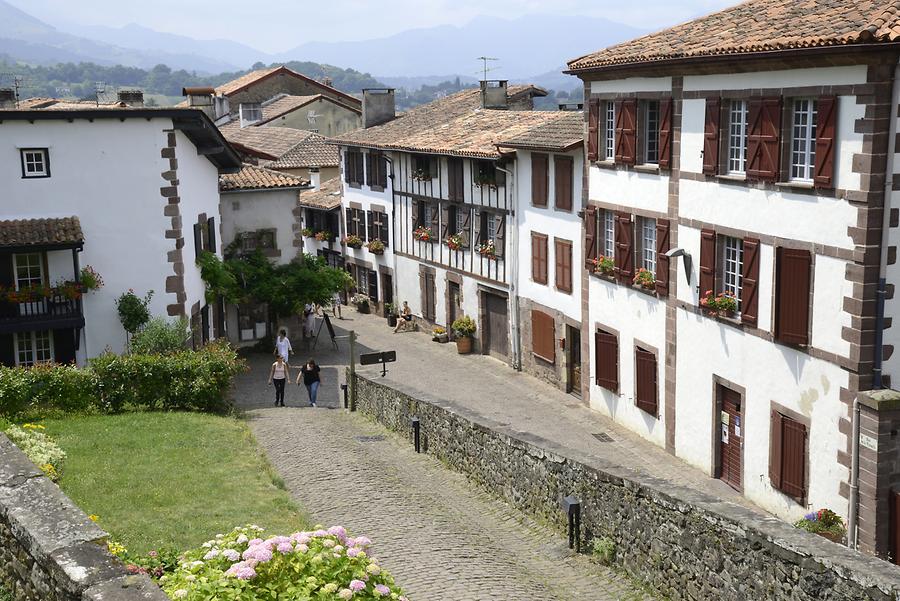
[327, 526, 347, 542]
[349, 579, 365, 592]
[338, 590, 353, 600]
[225, 561, 257, 580]
[222, 549, 240, 562]
[277, 542, 293, 554]
[296, 544, 309, 553]
[249, 538, 263, 546]
[374, 584, 390, 597]
[313, 529, 328, 537]
[346, 548, 360, 558]
[242, 546, 273, 562]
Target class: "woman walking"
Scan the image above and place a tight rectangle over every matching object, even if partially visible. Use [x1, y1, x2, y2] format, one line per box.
[297, 358, 321, 407]
[275, 329, 293, 364]
[267, 355, 291, 407]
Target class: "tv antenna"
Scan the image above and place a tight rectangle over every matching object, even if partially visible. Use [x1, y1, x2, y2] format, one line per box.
[476, 56, 500, 81]
[0, 74, 26, 106]
[94, 81, 112, 106]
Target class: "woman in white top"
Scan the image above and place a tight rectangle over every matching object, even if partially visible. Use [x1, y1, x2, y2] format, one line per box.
[303, 304, 318, 339]
[275, 329, 293, 364]
[267, 355, 290, 407]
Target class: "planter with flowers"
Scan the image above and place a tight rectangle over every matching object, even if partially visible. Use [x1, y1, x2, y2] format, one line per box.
[315, 230, 334, 243]
[700, 289, 738, 317]
[432, 326, 449, 343]
[451, 315, 477, 354]
[632, 268, 655, 291]
[367, 239, 386, 255]
[413, 226, 433, 243]
[411, 168, 432, 182]
[385, 303, 398, 327]
[795, 508, 846, 544]
[80, 265, 104, 292]
[590, 255, 615, 277]
[301, 227, 314, 238]
[476, 240, 498, 260]
[351, 293, 370, 313]
[474, 172, 498, 190]
[343, 234, 363, 249]
[445, 233, 464, 251]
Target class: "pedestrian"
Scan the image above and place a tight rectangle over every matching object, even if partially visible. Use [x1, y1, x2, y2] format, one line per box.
[393, 300, 413, 333]
[303, 303, 318, 339]
[332, 291, 343, 319]
[275, 329, 293, 364]
[267, 354, 290, 407]
[297, 358, 321, 407]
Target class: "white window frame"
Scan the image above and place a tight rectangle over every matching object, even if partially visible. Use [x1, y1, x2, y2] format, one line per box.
[602, 210, 614, 258]
[14, 253, 43, 290]
[486, 213, 498, 242]
[15, 330, 54, 366]
[604, 102, 615, 161]
[455, 206, 465, 235]
[239, 103, 262, 126]
[727, 100, 748, 175]
[640, 217, 656, 275]
[721, 236, 743, 310]
[21, 148, 49, 178]
[790, 98, 818, 182]
[643, 100, 660, 165]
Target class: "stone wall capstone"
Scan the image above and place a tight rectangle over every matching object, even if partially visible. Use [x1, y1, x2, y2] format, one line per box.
[352, 373, 900, 601]
[0, 433, 168, 601]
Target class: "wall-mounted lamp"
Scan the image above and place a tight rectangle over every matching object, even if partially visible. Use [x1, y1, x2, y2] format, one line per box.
[665, 247, 692, 282]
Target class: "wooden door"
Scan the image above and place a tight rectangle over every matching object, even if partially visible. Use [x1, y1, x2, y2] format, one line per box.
[448, 282, 462, 337]
[423, 272, 436, 322]
[483, 293, 509, 359]
[566, 325, 581, 395]
[382, 273, 394, 307]
[718, 385, 743, 491]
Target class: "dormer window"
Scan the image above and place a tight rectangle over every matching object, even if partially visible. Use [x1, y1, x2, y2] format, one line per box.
[239, 103, 262, 126]
[20, 148, 50, 178]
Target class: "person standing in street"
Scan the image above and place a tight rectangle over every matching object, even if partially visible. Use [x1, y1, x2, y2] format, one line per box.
[297, 358, 321, 407]
[332, 292, 343, 319]
[275, 329, 293, 365]
[267, 355, 290, 407]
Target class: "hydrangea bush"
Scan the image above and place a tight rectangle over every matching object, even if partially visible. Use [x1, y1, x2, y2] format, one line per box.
[160, 525, 407, 601]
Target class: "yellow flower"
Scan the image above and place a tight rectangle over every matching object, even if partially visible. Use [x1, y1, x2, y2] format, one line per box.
[89, 515, 100, 523]
[40, 463, 59, 481]
[107, 541, 127, 558]
[23, 423, 45, 430]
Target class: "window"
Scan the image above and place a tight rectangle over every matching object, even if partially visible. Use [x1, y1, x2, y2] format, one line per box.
[15, 330, 53, 366]
[604, 102, 615, 161]
[485, 213, 498, 242]
[475, 161, 502, 187]
[368, 210, 389, 246]
[455, 207, 466, 237]
[421, 203, 434, 228]
[238, 230, 276, 253]
[531, 233, 548, 285]
[345, 150, 364, 186]
[412, 155, 433, 180]
[643, 100, 660, 164]
[532, 310, 555, 363]
[239, 103, 262, 125]
[721, 236, 743, 309]
[366, 151, 387, 190]
[20, 148, 49, 178]
[790, 99, 818, 182]
[727, 100, 748, 175]
[770, 409, 808, 503]
[594, 328, 618, 392]
[14, 253, 43, 289]
[601, 210, 615, 258]
[554, 239, 573, 293]
[638, 217, 657, 275]
[531, 153, 549, 207]
[634, 346, 658, 416]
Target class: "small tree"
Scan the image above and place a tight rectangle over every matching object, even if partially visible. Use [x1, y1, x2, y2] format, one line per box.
[116, 289, 153, 346]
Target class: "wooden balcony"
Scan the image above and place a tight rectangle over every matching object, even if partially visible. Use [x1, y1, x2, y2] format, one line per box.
[0, 296, 84, 334]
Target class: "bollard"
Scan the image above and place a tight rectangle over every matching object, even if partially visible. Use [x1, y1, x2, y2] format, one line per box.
[340, 383, 348, 409]
[411, 417, 421, 453]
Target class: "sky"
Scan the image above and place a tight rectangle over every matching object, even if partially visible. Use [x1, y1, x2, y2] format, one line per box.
[12, 0, 737, 54]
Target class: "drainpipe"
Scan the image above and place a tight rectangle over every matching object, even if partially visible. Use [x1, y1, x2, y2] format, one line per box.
[848, 396, 861, 549]
[495, 162, 521, 370]
[383, 154, 398, 305]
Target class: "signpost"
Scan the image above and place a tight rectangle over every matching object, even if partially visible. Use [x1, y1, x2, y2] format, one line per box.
[359, 350, 397, 378]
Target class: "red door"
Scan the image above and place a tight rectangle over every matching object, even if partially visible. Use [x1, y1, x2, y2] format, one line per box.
[718, 386, 743, 491]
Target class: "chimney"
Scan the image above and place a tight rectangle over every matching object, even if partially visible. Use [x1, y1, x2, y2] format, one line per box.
[117, 89, 144, 106]
[323, 76, 334, 87]
[362, 88, 396, 129]
[480, 80, 508, 110]
[0, 88, 16, 109]
[182, 86, 216, 118]
[558, 102, 584, 112]
[309, 167, 321, 190]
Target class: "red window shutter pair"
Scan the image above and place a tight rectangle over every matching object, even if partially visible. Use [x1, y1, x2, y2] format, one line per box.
[635, 347, 658, 416]
[554, 156, 574, 210]
[532, 154, 549, 206]
[814, 96, 837, 188]
[775, 248, 811, 345]
[531, 233, 548, 285]
[655, 220, 670, 297]
[614, 213, 634, 284]
[555, 239, 573, 293]
[614, 100, 637, 165]
[587, 99, 600, 162]
[583, 205, 597, 270]
[746, 98, 782, 181]
[703, 98, 720, 175]
[595, 328, 618, 392]
[658, 99, 674, 170]
[769, 410, 807, 501]
[699, 230, 760, 326]
[532, 309, 555, 363]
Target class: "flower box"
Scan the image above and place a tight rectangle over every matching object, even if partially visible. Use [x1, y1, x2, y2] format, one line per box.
[314, 231, 334, 242]
[413, 226, 433, 242]
[590, 256, 614, 276]
[343, 234, 363, 249]
[632, 268, 655, 290]
[445, 233, 464, 251]
[476, 240, 498, 260]
[367, 239, 386, 255]
[302, 227, 314, 238]
[411, 169, 433, 181]
[700, 290, 738, 316]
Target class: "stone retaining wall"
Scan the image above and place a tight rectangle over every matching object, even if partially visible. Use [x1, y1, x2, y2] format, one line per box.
[0, 433, 168, 601]
[353, 373, 900, 601]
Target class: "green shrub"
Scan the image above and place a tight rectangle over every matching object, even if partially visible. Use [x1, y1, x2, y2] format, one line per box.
[451, 315, 477, 337]
[116, 289, 154, 335]
[129, 317, 189, 355]
[2, 423, 66, 481]
[591, 536, 616, 565]
[0, 363, 96, 416]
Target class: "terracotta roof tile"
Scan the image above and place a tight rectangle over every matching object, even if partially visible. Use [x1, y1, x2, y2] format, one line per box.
[267, 133, 341, 169]
[219, 164, 308, 191]
[568, 0, 900, 72]
[0, 217, 83, 248]
[499, 112, 584, 151]
[297, 177, 343, 210]
[223, 127, 317, 160]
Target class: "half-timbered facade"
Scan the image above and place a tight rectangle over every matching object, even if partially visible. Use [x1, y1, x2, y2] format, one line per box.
[568, 0, 900, 559]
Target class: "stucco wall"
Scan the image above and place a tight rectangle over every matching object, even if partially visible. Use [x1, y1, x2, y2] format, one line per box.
[220, 188, 301, 265]
[266, 98, 361, 137]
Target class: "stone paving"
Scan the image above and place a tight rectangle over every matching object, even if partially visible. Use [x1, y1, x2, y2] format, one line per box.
[235, 320, 655, 600]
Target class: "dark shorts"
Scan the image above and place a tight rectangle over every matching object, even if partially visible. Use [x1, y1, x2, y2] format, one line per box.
[403, 315, 412, 321]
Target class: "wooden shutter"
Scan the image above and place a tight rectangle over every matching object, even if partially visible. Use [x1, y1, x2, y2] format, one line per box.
[358, 209, 367, 241]
[460, 209, 470, 246]
[587, 99, 600, 162]
[595, 329, 618, 391]
[495, 214, 506, 257]
[344, 151, 352, 183]
[368, 269, 378, 300]
[473, 209, 482, 245]
[378, 153, 387, 188]
[614, 213, 633, 284]
[635, 347, 658, 416]
[328, 212, 340, 239]
[555, 239, 572, 293]
[532, 233, 548, 284]
[448, 158, 464, 202]
[769, 410, 784, 490]
[532, 154, 548, 206]
[655, 219, 670, 297]
[741, 237, 760, 325]
[658, 98, 673, 170]
[814, 96, 837, 189]
[345, 207, 354, 237]
[554, 156, 573, 211]
[747, 97, 782, 181]
[532, 309, 555, 363]
[193, 222, 202, 259]
[775, 248, 811, 345]
[429, 202, 440, 235]
[699, 229, 716, 299]
[441, 205, 450, 239]
[584, 205, 598, 270]
[410, 200, 420, 229]
[614, 99, 636, 165]
[781, 415, 807, 500]
[206, 217, 217, 253]
[366, 211, 375, 242]
[365, 153, 373, 186]
[703, 98, 720, 175]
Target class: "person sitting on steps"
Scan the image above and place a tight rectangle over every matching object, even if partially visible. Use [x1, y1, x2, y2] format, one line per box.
[393, 301, 413, 333]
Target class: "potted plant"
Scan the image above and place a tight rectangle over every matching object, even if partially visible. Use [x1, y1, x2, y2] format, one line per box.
[632, 268, 655, 290]
[795, 509, 846, 544]
[476, 239, 497, 260]
[79, 265, 104, 292]
[302, 227, 314, 237]
[432, 326, 449, 343]
[351, 293, 370, 314]
[413, 226, 433, 242]
[445, 233, 464, 251]
[473, 172, 498, 190]
[367, 239, 386, 255]
[700, 289, 738, 317]
[451, 315, 476, 354]
[590, 255, 614, 276]
[344, 234, 363, 248]
[385, 303, 398, 327]
[315, 230, 334, 242]
[412, 168, 432, 181]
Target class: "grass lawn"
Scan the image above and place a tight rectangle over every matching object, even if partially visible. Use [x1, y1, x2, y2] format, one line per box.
[42, 412, 307, 555]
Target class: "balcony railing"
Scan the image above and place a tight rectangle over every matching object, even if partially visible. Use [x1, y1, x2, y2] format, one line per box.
[0, 295, 84, 333]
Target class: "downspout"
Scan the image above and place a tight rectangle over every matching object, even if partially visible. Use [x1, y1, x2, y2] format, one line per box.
[495, 162, 521, 370]
[383, 155, 398, 305]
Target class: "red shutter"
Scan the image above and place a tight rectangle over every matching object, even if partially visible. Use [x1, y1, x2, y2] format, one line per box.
[635, 347, 658, 416]
[658, 98, 673, 170]
[699, 229, 716, 299]
[532, 310, 555, 362]
[584, 205, 597, 269]
[532, 154, 548, 206]
[588, 99, 600, 162]
[532, 233, 547, 285]
[555, 239, 572, 293]
[595, 329, 618, 391]
[769, 410, 783, 490]
[703, 98, 720, 175]
[615, 213, 634, 283]
[615, 100, 637, 165]
[780, 416, 808, 500]
[741, 237, 760, 326]
[747, 97, 782, 181]
[814, 96, 837, 189]
[775, 248, 811, 345]
[655, 219, 670, 297]
[554, 156, 573, 211]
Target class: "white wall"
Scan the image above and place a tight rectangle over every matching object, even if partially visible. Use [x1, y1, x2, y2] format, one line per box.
[589, 168, 669, 215]
[220, 188, 300, 265]
[683, 65, 868, 92]
[591, 77, 672, 95]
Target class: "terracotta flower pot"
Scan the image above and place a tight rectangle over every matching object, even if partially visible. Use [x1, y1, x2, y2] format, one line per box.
[456, 336, 473, 354]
